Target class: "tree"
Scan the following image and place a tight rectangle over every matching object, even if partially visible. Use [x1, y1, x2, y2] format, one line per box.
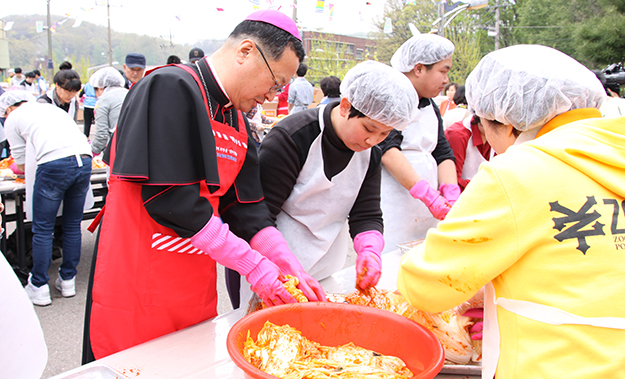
[305, 33, 361, 84]
[445, 15, 484, 84]
[370, 0, 438, 64]
[575, 0, 625, 67]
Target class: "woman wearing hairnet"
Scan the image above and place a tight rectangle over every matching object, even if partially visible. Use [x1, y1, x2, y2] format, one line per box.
[258, 60, 420, 293]
[378, 34, 460, 253]
[398, 44, 625, 378]
[88, 67, 128, 157]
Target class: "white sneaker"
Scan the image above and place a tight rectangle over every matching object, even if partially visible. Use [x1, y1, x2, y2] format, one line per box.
[55, 276, 76, 297]
[25, 276, 52, 306]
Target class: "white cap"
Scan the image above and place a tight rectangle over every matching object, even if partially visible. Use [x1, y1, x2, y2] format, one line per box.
[340, 60, 420, 130]
[390, 34, 455, 73]
[0, 90, 35, 116]
[89, 67, 125, 89]
[466, 44, 606, 131]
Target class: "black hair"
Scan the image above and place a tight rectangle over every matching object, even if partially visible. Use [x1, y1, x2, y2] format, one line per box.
[453, 85, 467, 106]
[167, 55, 181, 64]
[348, 105, 367, 120]
[487, 118, 521, 137]
[14, 67, 22, 74]
[25, 71, 36, 78]
[296, 63, 308, 77]
[320, 76, 341, 98]
[53, 69, 81, 91]
[59, 61, 73, 70]
[444, 82, 458, 95]
[229, 20, 305, 62]
[33, 69, 41, 76]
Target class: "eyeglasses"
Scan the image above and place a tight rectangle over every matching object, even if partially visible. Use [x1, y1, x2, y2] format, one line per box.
[255, 43, 285, 92]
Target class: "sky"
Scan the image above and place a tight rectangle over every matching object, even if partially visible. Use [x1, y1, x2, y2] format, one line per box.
[0, 0, 388, 45]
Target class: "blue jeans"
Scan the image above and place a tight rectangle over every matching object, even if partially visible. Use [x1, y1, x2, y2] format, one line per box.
[30, 156, 92, 287]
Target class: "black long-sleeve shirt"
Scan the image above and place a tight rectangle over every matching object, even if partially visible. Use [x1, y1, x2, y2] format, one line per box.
[377, 97, 455, 165]
[258, 102, 384, 239]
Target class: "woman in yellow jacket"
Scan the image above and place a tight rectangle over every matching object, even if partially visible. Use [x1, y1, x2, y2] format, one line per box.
[398, 44, 625, 378]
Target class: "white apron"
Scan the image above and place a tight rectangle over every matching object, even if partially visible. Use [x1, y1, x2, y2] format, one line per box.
[460, 117, 495, 182]
[482, 282, 625, 379]
[380, 103, 439, 253]
[240, 105, 371, 303]
[24, 140, 94, 221]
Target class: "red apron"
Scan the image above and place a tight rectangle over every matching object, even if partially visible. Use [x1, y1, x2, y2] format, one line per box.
[90, 64, 249, 359]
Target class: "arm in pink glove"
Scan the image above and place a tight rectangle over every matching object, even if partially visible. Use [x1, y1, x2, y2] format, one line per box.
[250, 226, 326, 302]
[190, 216, 297, 306]
[353, 230, 383, 291]
[9, 162, 24, 175]
[462, 308, 484, 340]
[409, 179, 451, 220]
[439, 183, 461, 205]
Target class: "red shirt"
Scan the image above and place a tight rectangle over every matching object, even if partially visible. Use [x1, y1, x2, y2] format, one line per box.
[445, 119, 492, 190]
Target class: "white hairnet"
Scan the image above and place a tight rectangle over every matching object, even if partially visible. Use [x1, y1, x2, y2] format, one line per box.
[89, 67, 125, 89]
[0, 90, 35, 116]
[390, 34, 455, 73]
[465, 44, 606, 132]
[340, 60, 420, 130]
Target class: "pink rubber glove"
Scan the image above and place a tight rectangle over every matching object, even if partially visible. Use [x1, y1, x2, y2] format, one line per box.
[250, 226, 326, 302]
[462, 308, 484, 340]
[409, 179, 451, 220]
[191, 216, 297, 306]
[439, 183, 461, 205]
[9, 162, 24, 175]
[353, 230, 383, 291]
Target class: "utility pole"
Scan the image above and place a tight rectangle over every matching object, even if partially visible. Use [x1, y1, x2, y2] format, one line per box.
[438, 1, 445, 37]
[494, 0, 501, 50]
[107, 0, 113, 66]
[46, 0, 54, 79]
[292, 0, 298, 24]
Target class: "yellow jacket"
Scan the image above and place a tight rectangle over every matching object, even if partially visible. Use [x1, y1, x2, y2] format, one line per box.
[398, 114, 625, 378]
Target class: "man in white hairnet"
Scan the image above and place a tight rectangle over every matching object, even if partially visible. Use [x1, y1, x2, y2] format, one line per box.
[88, 67, 128, 156]
[398, 44, 625, 379]
[378, 34, 461, 254]
[257, 60, 420, 296]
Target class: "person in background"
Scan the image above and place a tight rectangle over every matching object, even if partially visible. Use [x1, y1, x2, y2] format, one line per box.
[6, 68, 15, 84]
[88, 67, 128, 157]
[122, 53, 146, 89]
[37, 69, 81, 122]
[188, 47, 205, 63]
[397, 44, 623, 379]
[166, 55, 181, 64]
[79, 82, 97, 138]
[59, 61, 73, 70]
[258, 60, 420, 295]
[1, 91, 92, 307]
[288, 62, 314, 114]
[593, 70, 625, 117]
[438, 82, 457, 116]
[379, 34, 460, 253]
[10, 67, 24, 87]
[20, 71, 40, 96]
[246, 104, 277, 148]
[318, 75, 341, 105]
[444, 115, 493, 191]
[82, 10, 325, 362]
[443, 85, 470, 129]
[276, 82, 290, 116]
[33, 69, 47, 95]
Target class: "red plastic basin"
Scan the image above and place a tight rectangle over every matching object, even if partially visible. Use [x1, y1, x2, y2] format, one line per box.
[227, 301, 445, 379]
